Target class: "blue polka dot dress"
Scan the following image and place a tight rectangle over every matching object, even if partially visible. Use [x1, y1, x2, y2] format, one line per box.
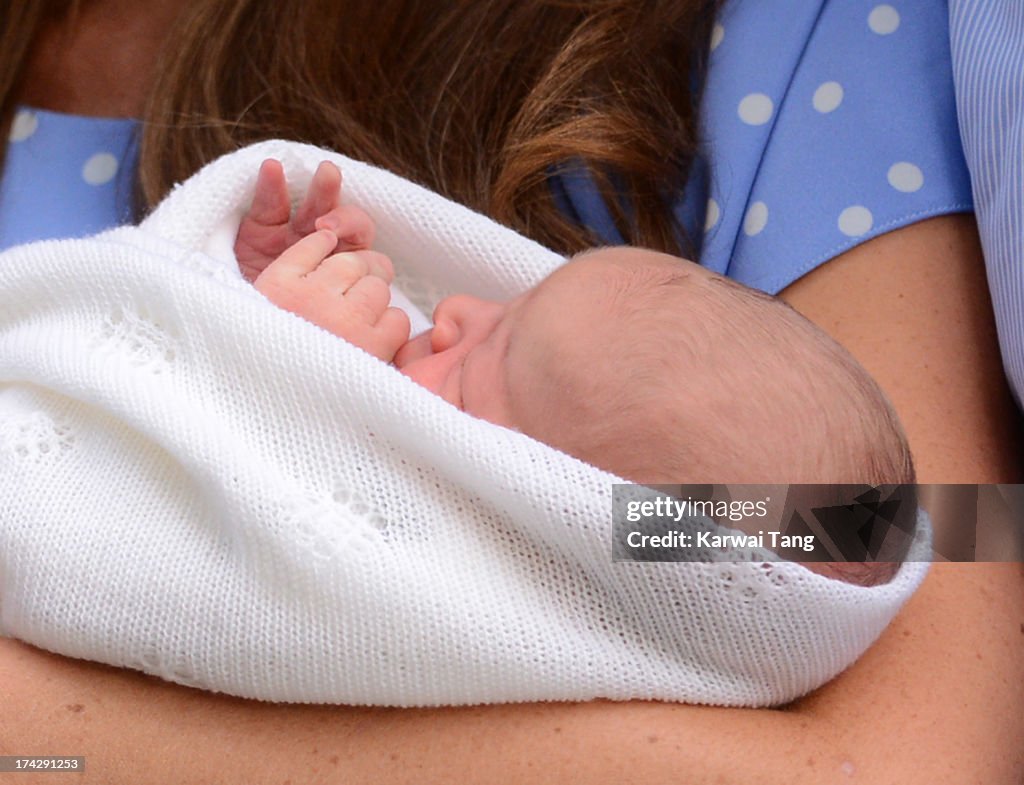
[0, 107, 138, 251]
[0, 0, 974, 290]
[553, 0, 974, 294]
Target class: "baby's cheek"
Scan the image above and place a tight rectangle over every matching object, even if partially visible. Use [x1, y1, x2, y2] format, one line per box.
[462, 391, 517, 430]
[459, 362, 517, 428]
[399, 363, 445, 396]
[393, 331, 433, 368]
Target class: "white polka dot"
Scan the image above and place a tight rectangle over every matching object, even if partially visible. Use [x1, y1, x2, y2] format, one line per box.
[743, 202, 768, 236]
[710, 23, 725, 51]
[738, 93, 774, 126]
[9, 110, 38, 142]
[813, 81, 844, 114]
[838, 206, 874, 237]
[704, 198, 720, 232]
[82, 153, 119, 186]
[887, 162, 924, 192]
[868, 5, 900, 35]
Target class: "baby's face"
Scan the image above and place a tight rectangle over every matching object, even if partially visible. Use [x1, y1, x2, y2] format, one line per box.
[394, 247, 696, 440]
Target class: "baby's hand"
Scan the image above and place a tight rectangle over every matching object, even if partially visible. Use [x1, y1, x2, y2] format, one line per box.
[254, 229, 411, 362]
[235, 159, 375, 283]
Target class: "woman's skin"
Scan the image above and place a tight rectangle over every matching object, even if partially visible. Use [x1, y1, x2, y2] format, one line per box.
[3, 563, 1021, 784]
[782, 213, 1024, 485]
[5, 4, 1023, 783]
[17, 0, 187, 118]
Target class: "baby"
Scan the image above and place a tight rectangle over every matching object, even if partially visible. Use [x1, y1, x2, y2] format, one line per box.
[236, 159, 914, 493]
[235, 159, 914, 587]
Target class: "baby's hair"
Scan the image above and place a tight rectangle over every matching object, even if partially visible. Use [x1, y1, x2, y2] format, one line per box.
[566, 257, 915, 486]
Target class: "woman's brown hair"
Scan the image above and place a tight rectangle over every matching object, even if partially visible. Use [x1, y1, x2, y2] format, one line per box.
[3, 0, 719, 257]
[0, 0, 77, 176]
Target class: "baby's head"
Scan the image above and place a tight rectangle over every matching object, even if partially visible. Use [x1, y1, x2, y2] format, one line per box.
[395, 248, 913, 486]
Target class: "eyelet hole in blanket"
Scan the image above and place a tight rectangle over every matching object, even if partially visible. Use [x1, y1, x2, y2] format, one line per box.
[125, 644, 203, 690]
[0, 411, 75, 464]
[92, 306, 178, 375]
[282, 488, 387, 564]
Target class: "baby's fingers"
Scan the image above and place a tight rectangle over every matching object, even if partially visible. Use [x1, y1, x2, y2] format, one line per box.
[377, 306, 412, 346]
[247, 159, 291, 227]
[362, 307, 412, 362]
[342, 275, 393, 321]
[315, 205, 376, 252]
[310, 250, 393, 294]
[259, 229, 339, 284]
[293, 161, 342, 234]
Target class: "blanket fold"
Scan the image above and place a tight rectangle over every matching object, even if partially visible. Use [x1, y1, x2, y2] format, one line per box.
[0, 140, 929, 706]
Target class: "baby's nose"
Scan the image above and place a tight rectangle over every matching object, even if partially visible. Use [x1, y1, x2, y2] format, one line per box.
[433, 293, 487, 323]
[430, 294, 504, 352]
[429, 317, 461, 354]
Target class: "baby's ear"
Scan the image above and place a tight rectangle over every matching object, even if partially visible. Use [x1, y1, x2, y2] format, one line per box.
[802, 560, 899, 587]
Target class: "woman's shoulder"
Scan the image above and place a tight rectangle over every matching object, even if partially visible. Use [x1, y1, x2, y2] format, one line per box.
[700, 0, 973, 294]
[0, 107, 138, 251]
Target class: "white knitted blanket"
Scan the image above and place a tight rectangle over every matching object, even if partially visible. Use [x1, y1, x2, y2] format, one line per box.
[0, 140, 929, 707]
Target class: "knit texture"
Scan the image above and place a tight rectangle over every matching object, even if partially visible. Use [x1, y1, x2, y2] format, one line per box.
[0, 140, 930, 706]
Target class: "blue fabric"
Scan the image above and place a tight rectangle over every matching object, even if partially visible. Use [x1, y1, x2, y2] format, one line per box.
[0, 107, 138, 251]
[1, 1, 974, 297]
[552, 0, 974, 294]
[949, 1, 1024, 407]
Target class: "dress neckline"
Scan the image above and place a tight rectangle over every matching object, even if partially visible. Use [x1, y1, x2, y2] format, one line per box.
[14, 104, 138, 126]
